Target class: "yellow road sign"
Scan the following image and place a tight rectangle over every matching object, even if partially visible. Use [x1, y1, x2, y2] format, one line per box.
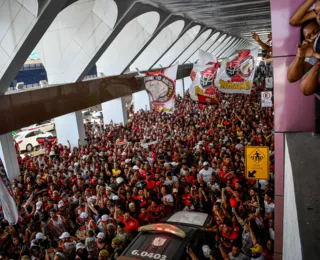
[245, 146, 269, 180]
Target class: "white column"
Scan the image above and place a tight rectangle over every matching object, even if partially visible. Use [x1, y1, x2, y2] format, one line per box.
[176, 79, 184, 97]
[133, 90, 151, 113]
[0, 133, 19, 180]
[183, 76, 192, 92]
[102, 97, 127, 125]
[54, 111, 86, 149]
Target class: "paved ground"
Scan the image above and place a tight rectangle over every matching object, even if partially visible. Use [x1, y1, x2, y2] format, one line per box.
[286, 132, 320, 260]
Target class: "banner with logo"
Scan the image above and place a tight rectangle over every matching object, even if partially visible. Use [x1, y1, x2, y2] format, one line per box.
[261, 91, 273, 107]
[215, 49, 259, 94]
[0, 158, 18, 224]
[189, 50, 219, 104]
[144, 65, 178, 113]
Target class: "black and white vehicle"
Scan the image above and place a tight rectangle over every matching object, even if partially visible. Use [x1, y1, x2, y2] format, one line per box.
[119, 211, 211, 260]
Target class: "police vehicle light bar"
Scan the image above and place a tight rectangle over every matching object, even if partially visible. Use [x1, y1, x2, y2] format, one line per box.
[138, 224, 186, 238]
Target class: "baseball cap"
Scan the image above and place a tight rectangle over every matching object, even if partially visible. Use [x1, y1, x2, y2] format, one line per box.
[99, 249, 109, 257]
[79, 212, 88, 220]
[76, 243, 85, 251]
[59, 232, 70, 239]
[58, 200, 65, 208]
[36, 201, 43, 210]
[203, 161, 209, 166]
[96, 232, 105, 239]
[251, 244, 263, 254]
[112, 237, 122, 245]
[100, 215, 110, 222]
[35, 232, 46, 240]
[133, 165, 139, 170]
[125, 159, 131, 164]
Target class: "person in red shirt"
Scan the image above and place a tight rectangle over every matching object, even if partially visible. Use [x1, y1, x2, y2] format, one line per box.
[217, 220, 239, 253]
[145, 172, 156, 191]
[138, 206, 151, 226]
[184, 170, 195, 184]
[120, 212, 139, 234]
[148, 199, 161, 223]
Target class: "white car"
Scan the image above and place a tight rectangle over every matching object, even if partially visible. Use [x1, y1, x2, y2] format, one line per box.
[21, 120, 55, 132]
[14, 130, 53, 152]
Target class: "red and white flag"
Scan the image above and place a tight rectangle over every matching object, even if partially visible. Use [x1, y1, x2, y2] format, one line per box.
[0, 158, 18, 224]
[189, 50, 219, 104]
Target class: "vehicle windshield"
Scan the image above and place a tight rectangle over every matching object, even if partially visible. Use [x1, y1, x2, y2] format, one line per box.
[13, 135, 22, 140]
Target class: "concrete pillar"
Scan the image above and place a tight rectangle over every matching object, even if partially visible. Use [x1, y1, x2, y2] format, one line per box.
[0, 133, 19, 180]
[54, 111, 86, 149]
[102, 97, 127, 125]
[183, 76, 192, 93]
[132, 90, 151, 113]
[176, 79, 184, 97]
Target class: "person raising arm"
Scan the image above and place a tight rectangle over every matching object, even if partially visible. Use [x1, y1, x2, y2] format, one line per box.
[300, 61, 320, 95]
[252, 32, 272, 52]
[290, 0, 316, 26]
[287, 19, 319, 82]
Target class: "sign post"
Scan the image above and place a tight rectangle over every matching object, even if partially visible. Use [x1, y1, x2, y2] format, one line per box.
[261, 91, 273, 108]
[245, 146, 270, 180]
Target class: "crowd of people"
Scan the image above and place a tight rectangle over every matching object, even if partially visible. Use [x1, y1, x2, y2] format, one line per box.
[0, 68, 274, 260]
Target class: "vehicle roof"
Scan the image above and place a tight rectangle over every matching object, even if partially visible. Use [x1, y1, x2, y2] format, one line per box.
[15, 130, 36, 135]
[121, 230, 194, 260]
[163, 211, 210, 228]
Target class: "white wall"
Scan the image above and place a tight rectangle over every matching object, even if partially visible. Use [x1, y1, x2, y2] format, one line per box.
[183, 76, 192, 92]
[0, 0, 39, 82]
[0, 133, 20, 180]
[179, 29, 212, 64]
[154, 25, 201, 68]
[188, 32, 220, 63]
[207, 34, 227, 54]
[133, 90, 151, 113]
[283, 137, 302, 260]
[96, 12, 160, 76]
[102, 97, 127, 125]
[212, 36, 232, 57]
[36, 0, 118, 84]
[176, 79, 184, 97]
[130, 20, 185, 71]
[54, 111, 86, 148]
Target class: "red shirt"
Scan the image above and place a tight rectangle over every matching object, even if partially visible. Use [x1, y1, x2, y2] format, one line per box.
[120, 216, 140, 233]
[219, 230, 239, 250]
[185, 175, 195, 184]
[146, 179, 156, 191]
[138, 212, 151, 226]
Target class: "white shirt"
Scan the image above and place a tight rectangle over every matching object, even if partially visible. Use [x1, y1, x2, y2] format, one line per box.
[163, 194, 173, 205]
[264, 201, 275, 216]
[199, 167, 214, 183]
[164, 176, 178, 186]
